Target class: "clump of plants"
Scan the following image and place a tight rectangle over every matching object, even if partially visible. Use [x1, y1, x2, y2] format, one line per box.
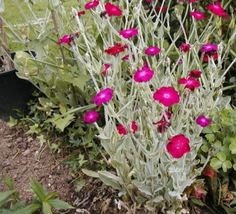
[1, 0, 103, 170]
[2, 0, 236, 212]
[0, 177, 73, 214]
[188, 108, 236, 213]
[200, 108, 236, 173]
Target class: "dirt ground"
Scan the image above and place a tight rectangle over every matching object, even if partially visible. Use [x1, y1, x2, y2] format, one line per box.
[0, 120, 128, 214]
[0, 120, 75, 202]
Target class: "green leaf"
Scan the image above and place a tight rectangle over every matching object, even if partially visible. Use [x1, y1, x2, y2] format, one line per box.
[201, 144, 209, 153]
[11, 204, 41, 214]
[216, 152, 226, 161]
[3, 177, 15, 191]
[96, 34, 104, 49]
[221, 204, 236, 214]
[222, 160, 232, 172]
[229, 141, 236, 154]
[61, 71, 89, 91]
[206, 134, 215, 143]
[191, 198, 205, 207]
[202, 126, 213, 134]
[82, 169, 99, 178]
[73, 74, 90, 91]
[230, 199, 236, 206]
[48, 198, 73, 210]
[0, 190, 16, 207]
[44, 192, 58, 201]
[98, 171, 122, 190]
[50, 114, 75, 132]
[210, 158, 222, 170]
[133, 181, 152, 196]
[74, 180, 86, 193]
[174, 4, 185, 16]
[14, 51, 39, 79]
[163, 40, 170, 49]
[30, 179, 47, 202]
[214, 141, 222, 149]
[37, 135, 47, 146]
[210, 124, 219, 133]
[42, 202, 52, 214]
[0, 209, 11, 214]
[7, 117, 18, 127]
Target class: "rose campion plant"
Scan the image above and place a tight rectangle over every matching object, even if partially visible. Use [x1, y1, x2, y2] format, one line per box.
[71, 0, 235, 212]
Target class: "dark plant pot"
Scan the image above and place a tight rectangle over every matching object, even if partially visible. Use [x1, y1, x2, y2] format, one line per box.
[0, 52, 39, 121]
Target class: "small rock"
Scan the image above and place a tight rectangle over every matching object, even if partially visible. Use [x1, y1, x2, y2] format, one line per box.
[34, 165, 40, 170]
[2, 160, 10, 167]
[27, 137, 34, 142]
[22, 149, 31, 156]
[16, 137, 23, 144]
[7, 143, 12, 148]
[22, 142, 28, 150]
[21, 166, 28, 173]
[21, 160, 27, 165]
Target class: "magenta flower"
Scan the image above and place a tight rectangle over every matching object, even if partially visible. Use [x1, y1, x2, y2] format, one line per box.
[203, 52, 218, 63]
[105, 2, 122, 17]
[178, 77, 200, 91]
[156, 5, 168, 13]
[85, 0, 99, 10]
[84, 111, 99, 124]
[93, 88, 113, 106]
[189, 70, 202, 78]
[133, 63, 154, 83]
[102, 64, 111, 76]
[122, 55, 129, 61]
[200, 43, 218, 53]
[119, 28, 138, 39]
[167, 134, 190, 159]
[180, 43, 191, 53]
[206, 2, 229, 18]
[196, 115, 211, 127]
[77, 10, 86, 16]
[145, 46, 161, 56]
[190, 11, 206, 20]
[153, 111, 172, 133]
[153, 87, 180, 107]
[58, 35, 71, 45]
[117, 124, 128, 135]
[131, 121, 138, 134]
[105, 43, 128, 56]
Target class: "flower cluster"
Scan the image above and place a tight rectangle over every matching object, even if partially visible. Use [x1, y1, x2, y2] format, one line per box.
[74, 0, 220, 160]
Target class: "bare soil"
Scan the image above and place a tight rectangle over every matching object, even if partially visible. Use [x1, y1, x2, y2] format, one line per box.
[0, 120, 75, 202]
[0, 120, 127, 213]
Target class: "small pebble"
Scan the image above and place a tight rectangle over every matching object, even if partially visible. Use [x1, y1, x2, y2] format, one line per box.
[22, 149, 31, 156]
